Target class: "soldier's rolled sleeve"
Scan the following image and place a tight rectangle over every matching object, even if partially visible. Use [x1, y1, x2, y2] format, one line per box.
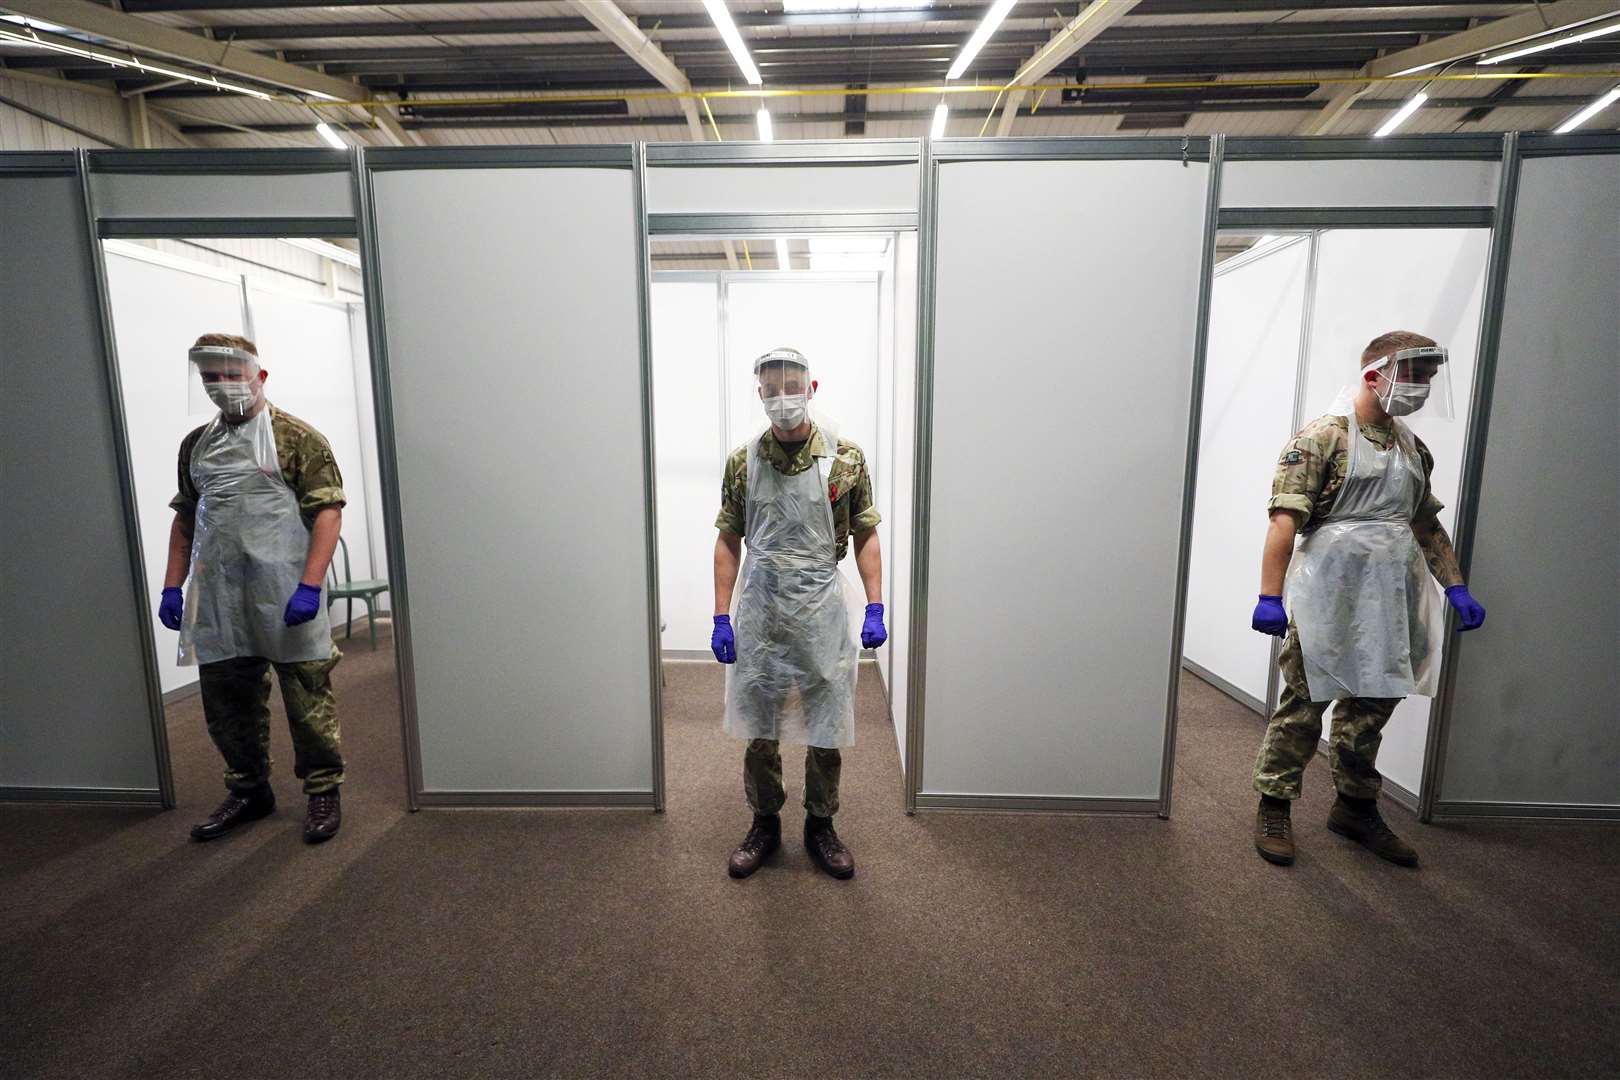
[850, 460, 882, 532]
[290, 434, 346, 517]
[1267, 433, 1327, 526]
[1413, 438, 1445, 522]
[169, 428, 202, 517]
[714, 452, 746, 537]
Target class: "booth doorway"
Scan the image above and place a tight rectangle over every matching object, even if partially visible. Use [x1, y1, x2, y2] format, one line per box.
[101, 235, 404, 810]
[1179, 226, 1492, 812]
[647, 232, 919, 815]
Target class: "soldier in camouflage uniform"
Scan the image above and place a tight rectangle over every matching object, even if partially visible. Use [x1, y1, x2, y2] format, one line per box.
[156, 333, 348, 844]
[1249, 331, 1486, 868]
[712, 348, 886, 881]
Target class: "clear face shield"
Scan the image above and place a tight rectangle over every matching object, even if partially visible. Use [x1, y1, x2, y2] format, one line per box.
[755, 348, 814, 432]
[1365, 346, 1454, 420]
[188, 345, 264, 420]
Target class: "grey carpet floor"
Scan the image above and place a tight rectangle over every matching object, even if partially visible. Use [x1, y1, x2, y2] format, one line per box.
[2, 630, 1617, 1079]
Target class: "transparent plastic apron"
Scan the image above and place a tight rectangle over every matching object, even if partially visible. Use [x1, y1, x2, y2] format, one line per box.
[723, 428, 858, 748]
[177, 408, 333, 666]
[1285, 412, 1444, 701]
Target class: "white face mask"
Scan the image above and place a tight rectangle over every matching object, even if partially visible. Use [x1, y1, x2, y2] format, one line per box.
[1385, 382, 1431, 416]
[205, 379, 260, 418]
[763, 392, 809, 430]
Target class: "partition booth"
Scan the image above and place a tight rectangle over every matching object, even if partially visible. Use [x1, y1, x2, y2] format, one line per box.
[2, 134, 1615, 824]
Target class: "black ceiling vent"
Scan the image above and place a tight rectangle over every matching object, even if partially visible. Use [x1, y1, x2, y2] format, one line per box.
[1117, 111, 1191, 131]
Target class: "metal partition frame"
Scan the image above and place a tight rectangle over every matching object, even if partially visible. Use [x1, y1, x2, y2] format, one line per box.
[0, 151, 171, 808]
[1424, 132, 1620, 824]
[80, 148, 365, 807]
[906, 135, 1223, 817]
[356, 143, 662, 811]
[1208, 134, 1521, 820]
[642, 140, 922, 810]
[86, 148, 356, 239]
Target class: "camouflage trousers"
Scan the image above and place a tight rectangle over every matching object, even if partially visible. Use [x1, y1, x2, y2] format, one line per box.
[198, 649, 344, 795]
[1253, 628, 1399, 801]
[744, 738, 841, 819]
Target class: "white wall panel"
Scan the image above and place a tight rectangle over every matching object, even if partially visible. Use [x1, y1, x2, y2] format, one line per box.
[371, 165, 653, 796]
[103, 251, 243, 695]
[921, 159, 1210, 801]
[0, 171, 160, 795]
[647, 163, 918, 214]
[1222, 160, 1499, 209]
[1299, 228, 1488, 800]
[1439, 153, 1620, 810]
[1185, 237, 1310, 707]
[651, 279, 723, 653]
[347, 307, 389, 591]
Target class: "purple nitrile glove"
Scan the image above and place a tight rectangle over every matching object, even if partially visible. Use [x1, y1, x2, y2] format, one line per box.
[711, 614, 736, 664]
[1445, 584, 1486, 632]
[283, 583, 323, 627]
[158, 586, 183, 631]
[1251, 594, 1288, 637]
[861, 603, 887, 649]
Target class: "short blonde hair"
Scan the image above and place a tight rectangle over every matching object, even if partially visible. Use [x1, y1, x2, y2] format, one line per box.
[1361, 330, 1436, 368]
[192, 332, 258, 356]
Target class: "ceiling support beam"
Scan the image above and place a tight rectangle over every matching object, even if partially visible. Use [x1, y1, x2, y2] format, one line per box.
[1296, 0, 1618, 135]
[567, 0, 734, 267]
[0, 0, 415, 144]
[567, 0, 702, 139]
[993, 0, 1142, 136]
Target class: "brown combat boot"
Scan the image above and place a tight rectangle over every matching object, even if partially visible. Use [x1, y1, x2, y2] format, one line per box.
[191, 786, 275, 842]
[1254, 796, 1295, 866]
[805, 814, 855, 880]
[728, 814, 781, 879]
[1328, 795, 1418, 867]
[303, 790, 341, 844]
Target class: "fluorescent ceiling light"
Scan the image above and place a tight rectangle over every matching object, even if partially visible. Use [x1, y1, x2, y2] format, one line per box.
[1479, 16, 1620, 65]
[756, 107, 774, 142]
[1373, 91, 1428, 137]
[703, 0, 762, 85]
[281, 237, 362, 268]
[776, 238, 792, 270]
[1555, 84, 1620, 133]
[930, 102, 949, 138]
[946, 0, 1017, 81]
[782, 1, 932, 11]
[315, 122, 347, 149]
[0, 27, 273, 100]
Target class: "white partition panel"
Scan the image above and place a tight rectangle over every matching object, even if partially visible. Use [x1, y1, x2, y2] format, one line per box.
[920, 156, 1212, 807]
[88, 151, 352, 223]
[1222, 159, 1499, 209]
[652, 279, 723, 653]
[103, 251, 244, 695]
[1437, 151, 1620, 816]
[648, 164, 920, 214]
[0, 162, 164, 802]
[369, 161, 654, 801]
[1299, 228, 1488, 802]
[1184, 237, 1310, 708]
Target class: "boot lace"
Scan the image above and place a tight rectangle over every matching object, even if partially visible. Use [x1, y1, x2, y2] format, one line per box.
[1261, 810, 1292, 839]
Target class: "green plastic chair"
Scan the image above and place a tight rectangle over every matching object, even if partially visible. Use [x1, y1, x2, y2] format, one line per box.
[325, 535, 389, 648]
